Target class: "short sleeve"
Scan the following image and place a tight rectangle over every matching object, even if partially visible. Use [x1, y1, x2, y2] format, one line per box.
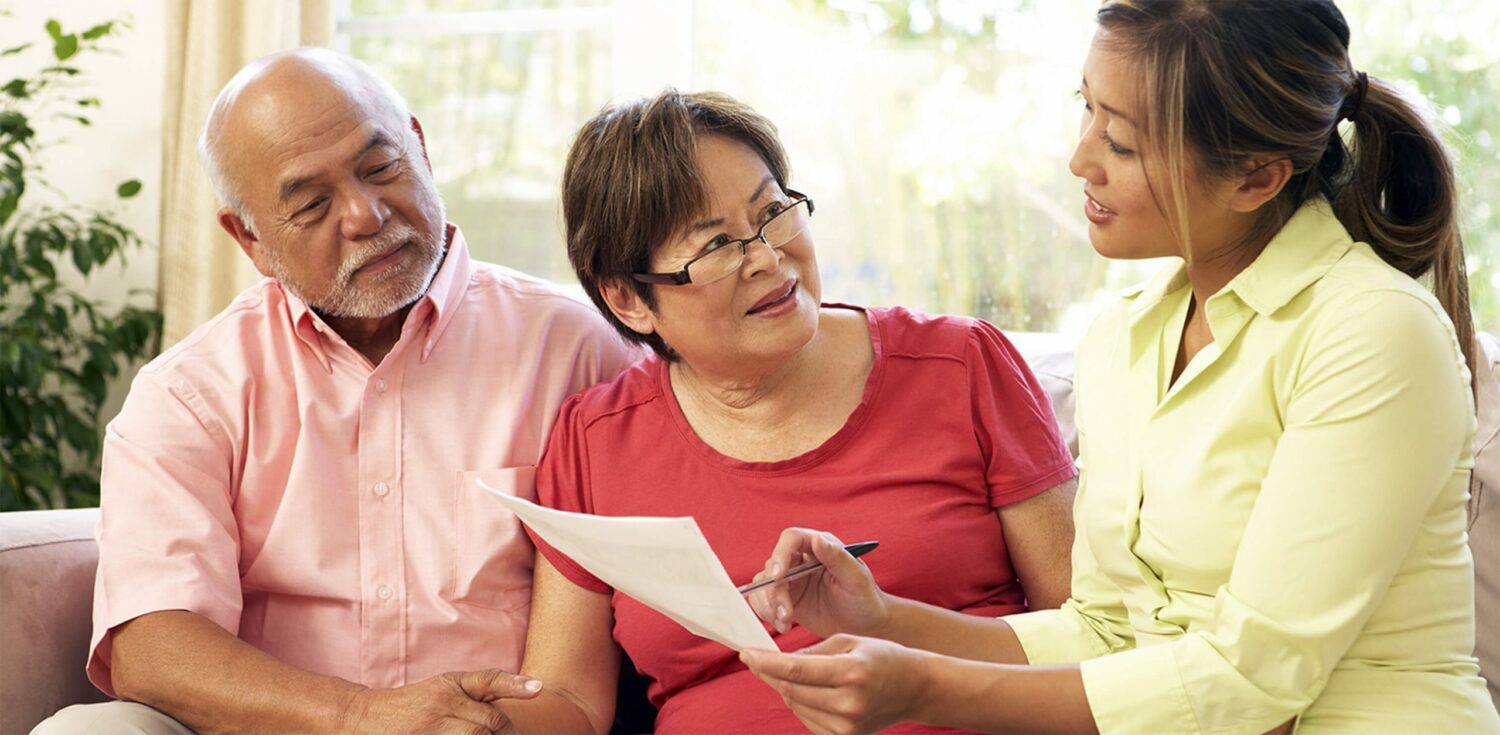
[88, 372, 245, 697]
[529, 393, 612, 594]
[967, 320, 1079, 507]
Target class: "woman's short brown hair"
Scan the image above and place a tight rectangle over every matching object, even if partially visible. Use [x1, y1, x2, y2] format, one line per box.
[561, 89, 791, 359]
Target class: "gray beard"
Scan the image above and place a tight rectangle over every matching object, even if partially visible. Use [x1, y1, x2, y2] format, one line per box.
[268, 214, 447, 320]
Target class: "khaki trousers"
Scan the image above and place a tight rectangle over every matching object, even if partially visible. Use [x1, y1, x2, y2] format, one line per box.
[31, 701, 195, 735]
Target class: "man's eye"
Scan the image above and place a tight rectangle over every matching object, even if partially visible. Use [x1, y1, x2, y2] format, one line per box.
[298, 198, 326, 216]
[369, 161, 397, 176]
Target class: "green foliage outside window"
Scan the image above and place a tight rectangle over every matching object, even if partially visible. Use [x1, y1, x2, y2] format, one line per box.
[346, 0, 1497, 337]
[0, 16, 161, 511]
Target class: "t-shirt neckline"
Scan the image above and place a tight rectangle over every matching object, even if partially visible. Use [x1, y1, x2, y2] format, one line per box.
[654, 303, 886, 475]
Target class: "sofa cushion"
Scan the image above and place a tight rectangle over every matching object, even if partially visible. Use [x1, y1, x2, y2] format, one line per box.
[0, 508, 108, 733]
[1009, 331, 1079, 458]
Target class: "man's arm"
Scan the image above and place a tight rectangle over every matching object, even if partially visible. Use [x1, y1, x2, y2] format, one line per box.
[111, 611, 357, 733]
[112, 610, 539, 735]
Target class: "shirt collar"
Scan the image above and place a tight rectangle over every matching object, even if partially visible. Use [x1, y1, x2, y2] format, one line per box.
[282, 222, 475, 368]
[1220, 198, 1352, 317]
[1126, 198, 1353, 319]
[413, 223, 473, 361]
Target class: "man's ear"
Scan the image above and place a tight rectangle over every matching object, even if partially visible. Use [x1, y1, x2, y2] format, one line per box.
[410, 115, 433, 174]
[1229, 157, 1293, 213]
[599, 278, 657, 336]
[218, 208, 272, 277]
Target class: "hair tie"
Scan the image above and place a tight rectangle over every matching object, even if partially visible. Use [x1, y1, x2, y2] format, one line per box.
[1341, 71, 1369, 122]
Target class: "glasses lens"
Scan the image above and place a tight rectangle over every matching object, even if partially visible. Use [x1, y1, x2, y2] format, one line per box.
[685, 243, 744, 285]
[762, 199, 810, 249]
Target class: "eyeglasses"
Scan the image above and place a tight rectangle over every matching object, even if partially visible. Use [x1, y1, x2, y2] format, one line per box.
[632, 190, 815, 286]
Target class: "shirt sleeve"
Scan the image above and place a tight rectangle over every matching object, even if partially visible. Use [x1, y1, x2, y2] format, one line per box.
[568, 308, 647, 395]
[529, 393, 612, 594]
[1005, 317, 1135, 665]
[88, 371, 244, 697]
[967, 320, 1079, 507]
[1078, 290, 1474, 734]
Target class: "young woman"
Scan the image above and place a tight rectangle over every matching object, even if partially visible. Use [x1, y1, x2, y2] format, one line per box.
[737, 1, 1500, 732]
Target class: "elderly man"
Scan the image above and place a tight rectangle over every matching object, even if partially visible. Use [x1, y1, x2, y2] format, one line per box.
[34, 48, 637, 734]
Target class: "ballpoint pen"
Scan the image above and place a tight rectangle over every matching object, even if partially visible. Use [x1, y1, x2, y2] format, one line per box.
[736, 540, 879, 595]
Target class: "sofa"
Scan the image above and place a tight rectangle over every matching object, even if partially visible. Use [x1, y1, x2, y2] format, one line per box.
[2, 333, 1495, 734]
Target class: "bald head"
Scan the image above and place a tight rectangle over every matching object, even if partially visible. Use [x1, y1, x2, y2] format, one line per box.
[199, 48, 415, 232]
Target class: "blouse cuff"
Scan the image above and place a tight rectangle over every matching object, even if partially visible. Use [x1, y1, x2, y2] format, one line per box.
[1005, 607, 1114, 665]
[1080, 642, 1198, 734]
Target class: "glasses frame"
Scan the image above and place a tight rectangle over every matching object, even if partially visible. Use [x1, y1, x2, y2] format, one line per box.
[631, 190, 815, 286]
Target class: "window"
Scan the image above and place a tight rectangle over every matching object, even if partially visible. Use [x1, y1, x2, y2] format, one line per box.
[339, 0, 1500, 336]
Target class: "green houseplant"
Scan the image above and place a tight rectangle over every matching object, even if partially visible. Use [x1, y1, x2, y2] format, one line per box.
[0, 15, 162, 511]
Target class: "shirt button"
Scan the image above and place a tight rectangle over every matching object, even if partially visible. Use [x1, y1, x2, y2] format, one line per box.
[373, 482, 390, 497]
[374, 379, 388, 393]
[377, 585, 392, 600]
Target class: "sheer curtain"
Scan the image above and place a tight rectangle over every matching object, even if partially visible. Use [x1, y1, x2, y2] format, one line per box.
[159, 0, 334, 346]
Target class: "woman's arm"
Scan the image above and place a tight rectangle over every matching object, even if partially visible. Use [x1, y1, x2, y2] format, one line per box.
[500, 553, 622, 735]
[741, 635, 1096, 735]
[861, 473, 1079, 663]
[748, 529, 1035, 665]
[742, 636, 1294, 735]
[998, 477, 1077, 610]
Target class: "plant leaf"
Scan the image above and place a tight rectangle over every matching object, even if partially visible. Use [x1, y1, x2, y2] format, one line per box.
[1, 79, 26, 99]
[45, 19, 61, 41]
[116, 179, 141, 198]
[81, 22, 113, 41]
[53, 34, 78, 62]
[0, 43, 30, 57]
[71, 237, 93, 275]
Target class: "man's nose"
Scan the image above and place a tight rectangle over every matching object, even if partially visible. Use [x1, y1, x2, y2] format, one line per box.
[341, 185, 389, 241]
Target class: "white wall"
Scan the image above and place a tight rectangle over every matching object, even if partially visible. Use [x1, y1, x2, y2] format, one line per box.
[1, 2, 165, 425]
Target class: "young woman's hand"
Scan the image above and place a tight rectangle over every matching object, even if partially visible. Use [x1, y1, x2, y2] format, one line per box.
[740, 635, 929, 735]
[746, 528, 889, 638]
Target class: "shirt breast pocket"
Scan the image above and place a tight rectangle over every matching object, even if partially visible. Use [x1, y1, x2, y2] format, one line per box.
[449, 466, 536, 611]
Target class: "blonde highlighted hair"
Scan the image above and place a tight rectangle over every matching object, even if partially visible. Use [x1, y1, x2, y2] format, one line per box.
[1096, 0, 1474, 373]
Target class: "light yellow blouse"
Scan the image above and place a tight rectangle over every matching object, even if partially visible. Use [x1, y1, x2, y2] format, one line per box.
[1006, 200, 1500, 733]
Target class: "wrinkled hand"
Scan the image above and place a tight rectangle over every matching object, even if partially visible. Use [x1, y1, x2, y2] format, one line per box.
[740, 635, 928, 735]
[340, 669, 543, 735]
[747, 528, 888, 637]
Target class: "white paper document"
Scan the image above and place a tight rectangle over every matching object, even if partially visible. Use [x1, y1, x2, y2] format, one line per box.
[479, 482, 776, 652]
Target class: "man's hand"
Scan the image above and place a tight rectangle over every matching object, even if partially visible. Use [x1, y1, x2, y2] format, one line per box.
[340, 669, 544, 735]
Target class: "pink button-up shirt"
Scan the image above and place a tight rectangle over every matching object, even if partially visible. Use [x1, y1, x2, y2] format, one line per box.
[87, 226, 639, 696]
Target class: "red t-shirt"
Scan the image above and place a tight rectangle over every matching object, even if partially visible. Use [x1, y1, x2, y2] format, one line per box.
[532, 305, 1077, 734]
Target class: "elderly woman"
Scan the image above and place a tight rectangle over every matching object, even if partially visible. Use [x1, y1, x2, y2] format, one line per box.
[501, 91, 1078, 735]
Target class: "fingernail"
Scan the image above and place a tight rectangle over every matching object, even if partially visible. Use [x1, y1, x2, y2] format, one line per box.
[523, 678, 543, 693]
[771, 561, 781, 576]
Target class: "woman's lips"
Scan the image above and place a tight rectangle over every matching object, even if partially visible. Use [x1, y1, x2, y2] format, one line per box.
[747, 278, 798, 316]
[1084, 194, 1117, 225]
